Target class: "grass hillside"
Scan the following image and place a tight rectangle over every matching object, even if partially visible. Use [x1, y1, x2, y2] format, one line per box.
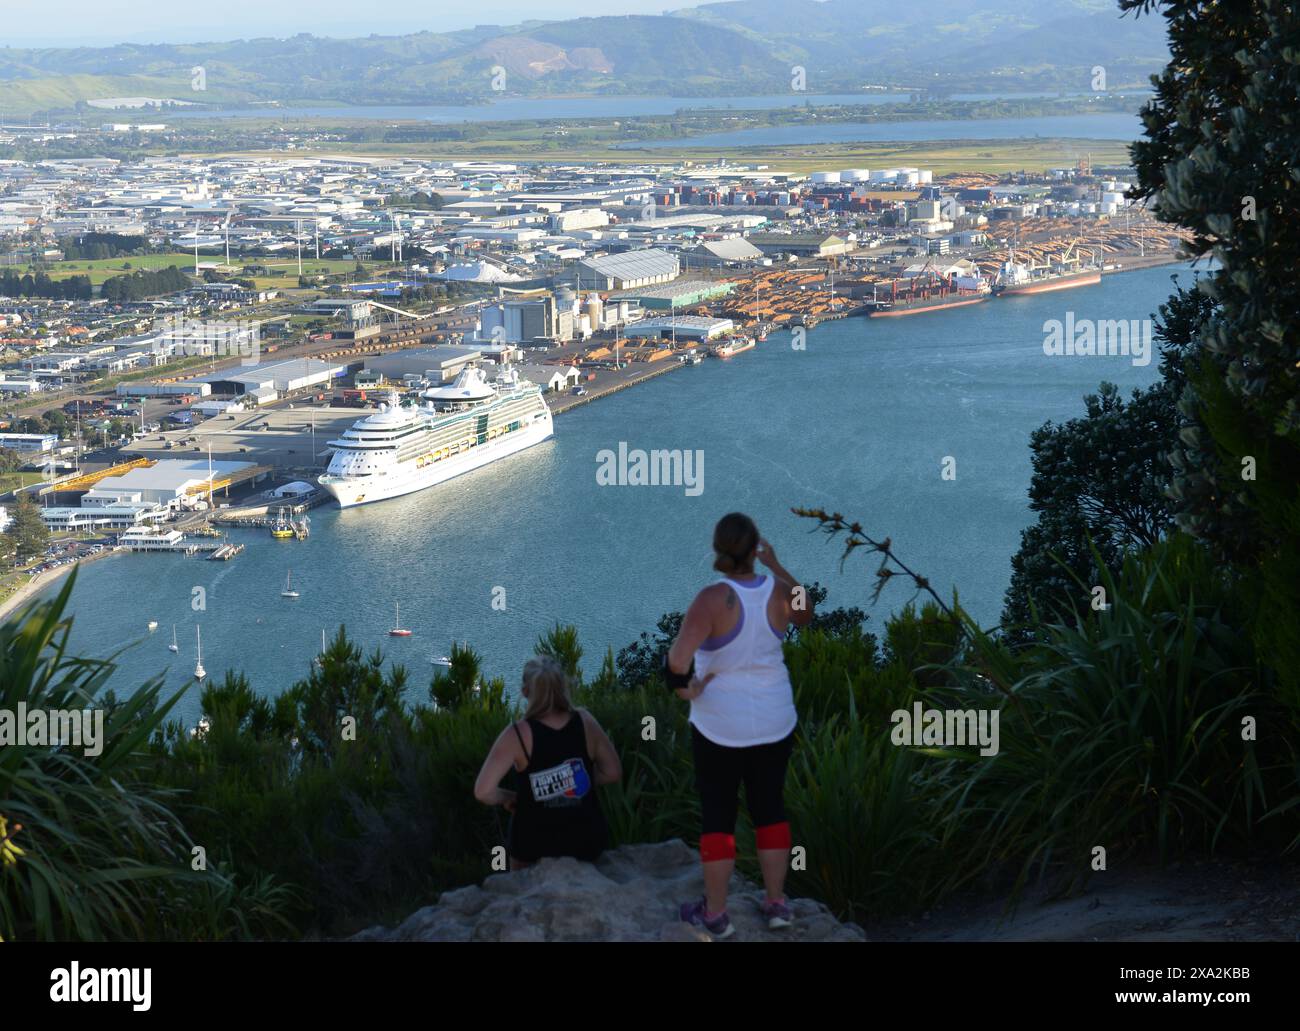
[0, 1, 1168, 116]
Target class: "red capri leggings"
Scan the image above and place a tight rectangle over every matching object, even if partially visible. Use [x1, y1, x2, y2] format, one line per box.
[691, 724, 794, 857]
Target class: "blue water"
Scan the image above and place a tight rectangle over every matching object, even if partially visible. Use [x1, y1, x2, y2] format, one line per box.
[164, 93, 1146, 124]
[167, 94, 915, 122]
[44, 265, 1189, 723]
[632, 113, 1144, 149]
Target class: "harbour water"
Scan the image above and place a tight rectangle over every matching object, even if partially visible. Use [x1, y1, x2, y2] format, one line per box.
[165, 92, 1149, 125]
[43, 264, 1191, 724]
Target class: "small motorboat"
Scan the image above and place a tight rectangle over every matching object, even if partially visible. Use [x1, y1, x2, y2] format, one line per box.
[147, 620, 158, 631]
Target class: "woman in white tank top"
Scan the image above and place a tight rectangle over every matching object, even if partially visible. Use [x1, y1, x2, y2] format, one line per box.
[690, 573, 797, 747]
[665, 513, 815, 939]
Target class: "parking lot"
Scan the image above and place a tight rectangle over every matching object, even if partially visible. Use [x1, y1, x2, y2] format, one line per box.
[124, 398, 358, 472]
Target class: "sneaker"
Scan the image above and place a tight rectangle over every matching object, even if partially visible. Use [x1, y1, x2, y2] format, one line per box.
[759, 897, 794, 930]
[679, 897, 735, 939]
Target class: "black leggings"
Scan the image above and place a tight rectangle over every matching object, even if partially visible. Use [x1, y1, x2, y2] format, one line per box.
[691, 725, 795, 835]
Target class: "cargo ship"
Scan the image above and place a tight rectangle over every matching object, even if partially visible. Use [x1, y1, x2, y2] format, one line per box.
[710, 334, 756, 358]
[866, 274, 991, 317]
[992, 263, 1102, 296]
[992, 240, 1101, 296]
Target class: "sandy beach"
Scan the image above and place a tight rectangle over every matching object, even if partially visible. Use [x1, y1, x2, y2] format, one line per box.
[0, 549, 118, 625]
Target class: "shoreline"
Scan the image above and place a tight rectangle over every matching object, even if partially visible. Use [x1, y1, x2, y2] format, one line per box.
[547, 251, 1189, 418]
[0, 253, 1192, 625]
[0, 548, 118, 624]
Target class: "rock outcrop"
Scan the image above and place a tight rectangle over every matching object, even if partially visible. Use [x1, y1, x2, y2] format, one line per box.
[352, 839, 865, 942]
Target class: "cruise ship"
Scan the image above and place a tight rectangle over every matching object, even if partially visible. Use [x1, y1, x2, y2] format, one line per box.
[318, 365, 553, 508]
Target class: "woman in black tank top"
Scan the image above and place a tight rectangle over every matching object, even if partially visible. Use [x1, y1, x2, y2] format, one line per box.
[474, 655, 622, 868]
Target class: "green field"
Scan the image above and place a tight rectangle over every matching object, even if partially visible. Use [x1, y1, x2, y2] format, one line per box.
[0, 470, 45, 496]
[208, 135, 1133, 176]
[37, 252, 197, 284]
[34, 254, 392, 291]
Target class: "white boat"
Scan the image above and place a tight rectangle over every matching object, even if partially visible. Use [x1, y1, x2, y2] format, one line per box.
[314, 628, 327, 667]
[168, 625, 179, 653]
[147, 620, 158, 631]
[388, 601, 411, 637]
[281, 569, 300, 599]
[431, 654, 452, 667]
[194, 626, 207, 681]
[318, 365, 553, 508]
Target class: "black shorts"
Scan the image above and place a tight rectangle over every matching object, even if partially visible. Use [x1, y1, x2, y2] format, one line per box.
[507, 810, 607, 864]
[690, 724, 795, 836]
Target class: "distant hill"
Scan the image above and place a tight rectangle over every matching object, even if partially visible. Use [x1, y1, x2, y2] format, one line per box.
[674, 0, 1169, 87]
[0, 1, 1169, 117]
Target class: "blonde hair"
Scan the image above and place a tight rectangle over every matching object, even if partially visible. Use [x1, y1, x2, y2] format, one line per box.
[521, 654, 572, 721]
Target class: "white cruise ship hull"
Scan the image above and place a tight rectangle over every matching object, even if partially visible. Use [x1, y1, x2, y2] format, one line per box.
[319, 413, 553, 508]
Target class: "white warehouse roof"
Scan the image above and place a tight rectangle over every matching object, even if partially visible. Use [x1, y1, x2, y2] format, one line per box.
[578, 248, 680, 281]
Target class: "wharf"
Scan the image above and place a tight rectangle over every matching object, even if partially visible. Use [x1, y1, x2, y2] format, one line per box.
[548, 356, 687, 415]
[122, 539, 223, 555]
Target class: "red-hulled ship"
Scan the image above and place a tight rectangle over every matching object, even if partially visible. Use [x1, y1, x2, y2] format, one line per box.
[866, 270, 991, 317]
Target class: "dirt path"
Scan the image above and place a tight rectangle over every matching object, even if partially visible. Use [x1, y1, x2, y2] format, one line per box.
[869, 858, 1300, 942]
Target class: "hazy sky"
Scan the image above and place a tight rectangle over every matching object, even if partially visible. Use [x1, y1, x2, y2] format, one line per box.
[1, 0, 695, 46]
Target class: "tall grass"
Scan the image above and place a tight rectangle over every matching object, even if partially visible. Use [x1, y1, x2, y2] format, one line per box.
[928, 536, 1298, 900]
[0, 576, 292, 941]
[5, 532, 1295, 938]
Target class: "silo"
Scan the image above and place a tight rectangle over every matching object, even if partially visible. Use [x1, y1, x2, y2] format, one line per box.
[918, 170, 933, 184]
[585, 292, 603, 331]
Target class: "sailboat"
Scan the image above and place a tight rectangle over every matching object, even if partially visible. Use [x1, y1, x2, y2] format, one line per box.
[281, 569, 300, 599]
[388, 601, 412, 637]
[168, 625, 179, 653]
[313, 628, 327, 667]
[194, 626, 207, 681]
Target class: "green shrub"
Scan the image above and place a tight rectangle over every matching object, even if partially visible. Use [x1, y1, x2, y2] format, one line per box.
[0, 577, 291, 941]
